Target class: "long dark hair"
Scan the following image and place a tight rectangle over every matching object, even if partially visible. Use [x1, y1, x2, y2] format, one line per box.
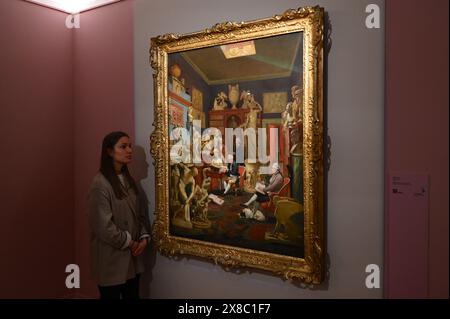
[100, 131, 139, 199]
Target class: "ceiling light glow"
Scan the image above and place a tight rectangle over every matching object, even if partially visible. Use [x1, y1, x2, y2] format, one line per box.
[25, 0, 121, 14]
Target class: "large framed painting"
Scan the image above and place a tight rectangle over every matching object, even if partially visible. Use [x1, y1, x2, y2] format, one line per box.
[150, 6, 325, 284]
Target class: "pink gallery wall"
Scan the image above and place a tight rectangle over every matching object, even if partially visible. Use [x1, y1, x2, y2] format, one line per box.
[73, 0, 135, 298]
[0, 0, 74, 298]
[385, 0, 449, 298]
[0, 0, 134, 298]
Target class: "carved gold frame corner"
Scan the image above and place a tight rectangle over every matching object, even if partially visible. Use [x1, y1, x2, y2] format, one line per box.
[149, 6, 325, 284]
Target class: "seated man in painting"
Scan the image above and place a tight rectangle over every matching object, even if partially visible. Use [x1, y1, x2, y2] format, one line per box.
[220, 154, 240, 195]
[241, 162, 284, 211]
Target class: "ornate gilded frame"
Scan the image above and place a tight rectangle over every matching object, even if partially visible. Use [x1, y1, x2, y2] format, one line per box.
[150, 6, 324, 284]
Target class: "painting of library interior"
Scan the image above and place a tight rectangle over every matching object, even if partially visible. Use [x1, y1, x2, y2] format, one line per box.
[168, 32, 305, 258]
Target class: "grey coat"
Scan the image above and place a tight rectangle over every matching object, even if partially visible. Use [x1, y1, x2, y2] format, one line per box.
[88, 172, 150, 286]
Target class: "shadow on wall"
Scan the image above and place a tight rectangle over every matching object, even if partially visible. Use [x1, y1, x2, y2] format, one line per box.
[132, 145, 157, 298]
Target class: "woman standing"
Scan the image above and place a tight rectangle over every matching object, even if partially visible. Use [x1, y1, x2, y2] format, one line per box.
[88, 131, 150, 299]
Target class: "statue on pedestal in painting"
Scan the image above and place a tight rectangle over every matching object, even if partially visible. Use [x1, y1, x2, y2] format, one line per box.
[228, 84, 240, 109]
[213, 91, 228, 110]
[282, 84, 304, 204]
[171, 164, 197, 229]
[240, 91, 262, 130]
[282, 85, 303, 128]
[238, 91, 263, 193]
[190, 168, 212, 229]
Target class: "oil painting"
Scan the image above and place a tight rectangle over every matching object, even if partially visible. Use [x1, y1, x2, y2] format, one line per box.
[150, 6, 324, 283]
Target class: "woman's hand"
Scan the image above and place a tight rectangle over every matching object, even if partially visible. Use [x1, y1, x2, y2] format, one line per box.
[132, 238, 148, 256]
[128, 240, 139, 252]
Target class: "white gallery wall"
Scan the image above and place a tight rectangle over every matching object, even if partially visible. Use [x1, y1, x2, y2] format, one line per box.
[134, 0, 384, 298]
